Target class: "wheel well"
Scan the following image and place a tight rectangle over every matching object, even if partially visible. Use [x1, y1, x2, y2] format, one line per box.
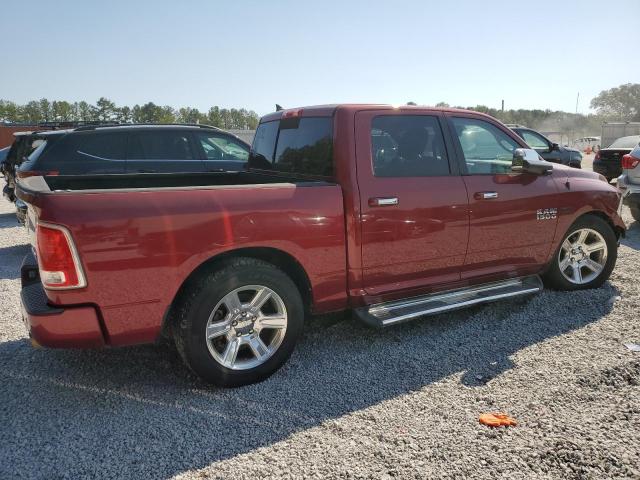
[161, 247, 313, 339]
[579, 211, 624, 239]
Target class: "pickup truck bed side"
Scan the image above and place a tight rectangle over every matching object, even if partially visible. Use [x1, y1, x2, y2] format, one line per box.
[22, 180, 347, 345]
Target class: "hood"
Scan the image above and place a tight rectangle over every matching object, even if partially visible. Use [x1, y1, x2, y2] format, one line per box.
[550, 162, 602, 181]
[563, 146, 581, 154]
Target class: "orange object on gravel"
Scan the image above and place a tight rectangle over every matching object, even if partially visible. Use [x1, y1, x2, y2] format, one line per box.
[479, 413, 517, 427]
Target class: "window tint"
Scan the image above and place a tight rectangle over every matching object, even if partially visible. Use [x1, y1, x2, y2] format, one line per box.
[195, 132, 249, 161]
[128, 131, 194, 160]
[371, 115, 449, 177]
[74, 132, 126, 160]
[519, 130, 549, 150]
[451, 118, 519, 174]
[249, 117, 333, 177]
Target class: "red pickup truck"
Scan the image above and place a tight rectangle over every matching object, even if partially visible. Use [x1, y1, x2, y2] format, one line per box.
[17, 105, 625, 387]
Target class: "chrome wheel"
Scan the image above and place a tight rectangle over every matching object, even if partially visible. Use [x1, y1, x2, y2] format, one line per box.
[205, 285, 288, 370]
[558, 228, 608, 285]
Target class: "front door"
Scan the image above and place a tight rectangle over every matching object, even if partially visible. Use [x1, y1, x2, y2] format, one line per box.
[446, 114, 562, 279]
[356, 110, 469, 298]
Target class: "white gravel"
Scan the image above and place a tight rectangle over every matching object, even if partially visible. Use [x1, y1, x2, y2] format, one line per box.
[0, 180, 638, 479]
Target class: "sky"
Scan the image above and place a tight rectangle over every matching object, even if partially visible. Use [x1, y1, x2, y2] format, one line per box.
[1, 0, 638, 116]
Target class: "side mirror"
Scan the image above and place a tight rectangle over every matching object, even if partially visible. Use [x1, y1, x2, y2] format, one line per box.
[550, 142, 559, 151]
[512, 148, 553, 175]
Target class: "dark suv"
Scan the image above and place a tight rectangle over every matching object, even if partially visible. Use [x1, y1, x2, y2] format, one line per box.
[18, 124, 250, 178]
[508, 125, 582, 168]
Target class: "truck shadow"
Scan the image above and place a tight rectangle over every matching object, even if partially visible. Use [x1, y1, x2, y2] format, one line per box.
[0, 283, 619, 479]
[621, 219, 640, 250]
[0, 244, 30, 279]
[0, 211, 19, 229]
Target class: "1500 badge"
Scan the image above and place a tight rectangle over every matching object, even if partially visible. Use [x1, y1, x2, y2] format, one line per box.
[537, 208, 557, 220]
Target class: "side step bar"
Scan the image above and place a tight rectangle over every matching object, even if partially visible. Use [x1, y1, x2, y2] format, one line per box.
[354, 276, 543, 328]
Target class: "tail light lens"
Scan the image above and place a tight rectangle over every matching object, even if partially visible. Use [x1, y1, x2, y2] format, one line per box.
[36, 222, 86, 289]
[17, 170, 59, 179]
[622, 154, 640, 170]
[594, 151, 601, 161]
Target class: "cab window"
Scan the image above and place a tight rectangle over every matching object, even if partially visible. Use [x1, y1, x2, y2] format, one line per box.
[520, 130, 549, 150]
[371, 115, 449, 177]
[451, 118, 519, 175]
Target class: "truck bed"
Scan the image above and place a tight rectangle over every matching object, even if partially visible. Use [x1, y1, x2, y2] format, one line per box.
[16, 171, 347, 346]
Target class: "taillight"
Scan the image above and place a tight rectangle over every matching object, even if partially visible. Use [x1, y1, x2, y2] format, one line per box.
[36, 222, 86, 289]
[594, 151, 601, 161]
[622, 154, 640, 170]
[17, 170, 59, 179]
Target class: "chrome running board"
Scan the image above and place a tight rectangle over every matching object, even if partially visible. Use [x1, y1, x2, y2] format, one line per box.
[355, 276, 543, 328]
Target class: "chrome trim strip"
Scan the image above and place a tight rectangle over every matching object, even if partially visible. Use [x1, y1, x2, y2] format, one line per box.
[369, 278, 525, 315]
[376, 286, 541, 326]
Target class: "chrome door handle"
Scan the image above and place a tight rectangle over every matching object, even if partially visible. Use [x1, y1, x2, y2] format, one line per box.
[369, 197, 399, 207]
[475, 191, 498, 200]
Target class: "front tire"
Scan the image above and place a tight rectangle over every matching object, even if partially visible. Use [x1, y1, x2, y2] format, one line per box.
[174, 258, 304, 387]
[630, 207, 640, 223]
[543, 215, 617, 291]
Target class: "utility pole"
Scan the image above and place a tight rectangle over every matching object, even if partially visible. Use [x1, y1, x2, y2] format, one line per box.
[575, 92, 579, 114]
[501, 99, 504, 112]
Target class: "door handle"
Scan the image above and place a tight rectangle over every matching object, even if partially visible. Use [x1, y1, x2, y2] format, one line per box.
[369, 197, 399, 207]
[475, 191, 498, 200]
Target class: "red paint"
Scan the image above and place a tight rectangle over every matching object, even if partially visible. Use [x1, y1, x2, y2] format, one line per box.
[17, 105, 626, 348]
[25, 305, 105, 348]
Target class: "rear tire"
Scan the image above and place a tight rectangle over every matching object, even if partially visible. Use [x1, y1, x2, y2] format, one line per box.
[543, 215, 617, 291]
[173, 257, 304, 387]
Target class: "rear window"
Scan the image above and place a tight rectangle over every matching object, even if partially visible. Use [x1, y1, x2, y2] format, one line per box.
[249, 117, 333, 177]
[609, 136, 640, 149]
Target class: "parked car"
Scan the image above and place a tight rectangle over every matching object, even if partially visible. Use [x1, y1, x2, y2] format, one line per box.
[593, 135, 640, 182]
[573, 136, 600, 152]
[508, 125, 582, 168]
[17, 124, 250, 178]
[16, 105, 625, 387]
[0, 146, 9, 175]
[2, 131, 48, 203]
[616, 143, 640, 221]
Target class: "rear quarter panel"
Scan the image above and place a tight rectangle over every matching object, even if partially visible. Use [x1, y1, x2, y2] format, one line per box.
[33, 183, 347, 345]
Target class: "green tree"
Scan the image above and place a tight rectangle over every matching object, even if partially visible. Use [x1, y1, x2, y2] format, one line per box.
[38, 98, 52, 122]
[117, 106, 132, 123]
[52, 101, 73, 121]
[590, 83, 640, 120]
[94, 97, 117, 121]
[76, 101, 94, 121]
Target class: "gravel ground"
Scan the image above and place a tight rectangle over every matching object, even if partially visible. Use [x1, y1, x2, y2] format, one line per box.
[0, 180, 639, 479]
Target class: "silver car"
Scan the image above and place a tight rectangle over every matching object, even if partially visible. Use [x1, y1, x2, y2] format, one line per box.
[617, 142, 640, 221]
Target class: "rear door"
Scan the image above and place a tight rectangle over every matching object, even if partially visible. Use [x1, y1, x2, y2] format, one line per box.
[355, 110, 469, 296]
[446, 114, 561, 279]
[126, 129, 205, 173]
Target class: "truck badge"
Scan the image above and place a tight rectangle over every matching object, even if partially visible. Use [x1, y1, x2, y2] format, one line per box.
[536, 208, 557, 220]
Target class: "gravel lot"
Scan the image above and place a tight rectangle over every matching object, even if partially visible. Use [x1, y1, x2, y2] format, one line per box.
[0, 179, 639, 479]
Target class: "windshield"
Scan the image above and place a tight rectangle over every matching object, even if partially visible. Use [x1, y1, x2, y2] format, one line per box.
[609, 136, 640, 149]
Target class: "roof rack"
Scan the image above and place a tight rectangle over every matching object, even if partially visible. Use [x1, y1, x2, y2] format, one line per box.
[2, 120, 119, 129]
[73, 123, 223, 132]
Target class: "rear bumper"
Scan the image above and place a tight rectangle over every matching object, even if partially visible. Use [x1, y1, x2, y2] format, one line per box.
[20, 253, 105, 348]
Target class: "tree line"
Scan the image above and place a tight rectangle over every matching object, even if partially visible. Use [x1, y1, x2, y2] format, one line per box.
[413, 83, 640, 138]
[0, 97, 260, 130]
